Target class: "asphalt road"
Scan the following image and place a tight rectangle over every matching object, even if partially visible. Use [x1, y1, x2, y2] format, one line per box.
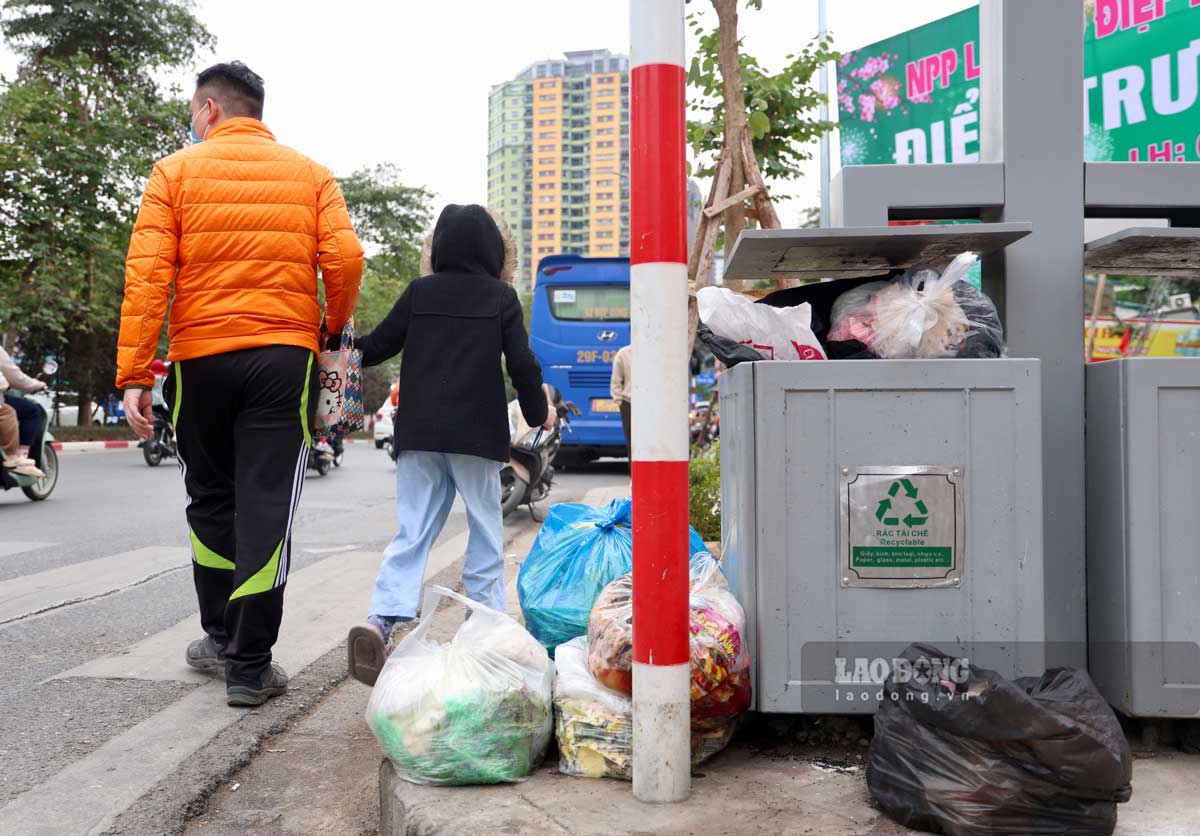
[0, 444, 626, 835]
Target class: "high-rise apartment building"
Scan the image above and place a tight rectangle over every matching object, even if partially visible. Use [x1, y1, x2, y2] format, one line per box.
[488, 49, 630, 290]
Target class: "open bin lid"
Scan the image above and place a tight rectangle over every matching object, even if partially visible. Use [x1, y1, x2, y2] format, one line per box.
[1083, 227, 1200, 277]
[722, 222, 1032, 281]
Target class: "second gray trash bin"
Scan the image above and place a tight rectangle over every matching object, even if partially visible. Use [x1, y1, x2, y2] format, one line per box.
[1086, 357, 1200, 718]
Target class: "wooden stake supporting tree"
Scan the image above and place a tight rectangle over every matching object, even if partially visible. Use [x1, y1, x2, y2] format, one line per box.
[685, 0, 836, 351]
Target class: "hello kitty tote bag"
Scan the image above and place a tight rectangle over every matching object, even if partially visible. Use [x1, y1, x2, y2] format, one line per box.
[314, 320, 365, 435]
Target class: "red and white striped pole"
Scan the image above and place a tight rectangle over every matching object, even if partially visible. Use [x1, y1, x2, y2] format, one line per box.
[629, 0, 690, 803]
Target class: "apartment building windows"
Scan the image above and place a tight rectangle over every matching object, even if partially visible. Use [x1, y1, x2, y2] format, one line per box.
[491, 50, 630, 288]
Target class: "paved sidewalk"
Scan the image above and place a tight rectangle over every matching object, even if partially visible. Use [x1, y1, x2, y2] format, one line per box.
[182, 476, 1200, 836]
[182, 482, 629, 836]
[378, 736, 1199, 836]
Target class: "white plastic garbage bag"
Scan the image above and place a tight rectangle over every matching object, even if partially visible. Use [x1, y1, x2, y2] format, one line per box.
[367, 586, 554, 785]
[868, 252, 977, 359]
[697, 286, 826, 361]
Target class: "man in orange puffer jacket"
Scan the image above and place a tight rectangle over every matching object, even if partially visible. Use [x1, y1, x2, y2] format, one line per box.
[116, 62, 363, 707]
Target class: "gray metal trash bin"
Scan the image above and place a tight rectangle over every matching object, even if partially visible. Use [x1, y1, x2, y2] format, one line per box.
[721, 359, 1046, 714]
[1086, 357, 1200, 718]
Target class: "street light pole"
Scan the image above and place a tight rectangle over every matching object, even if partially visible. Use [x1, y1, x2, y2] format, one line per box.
[629, 0, 691, 804]
[818, 0, 830, 228]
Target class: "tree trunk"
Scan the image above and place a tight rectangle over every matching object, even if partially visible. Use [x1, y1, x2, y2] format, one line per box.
[686, 150, 733, 353]
[713, 0, 748, 261]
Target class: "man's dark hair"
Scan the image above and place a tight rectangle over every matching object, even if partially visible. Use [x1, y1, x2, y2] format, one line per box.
[195, 61, 265, 119]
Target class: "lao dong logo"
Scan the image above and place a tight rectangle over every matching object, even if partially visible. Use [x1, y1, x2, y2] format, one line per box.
[832, 654, 972, 704]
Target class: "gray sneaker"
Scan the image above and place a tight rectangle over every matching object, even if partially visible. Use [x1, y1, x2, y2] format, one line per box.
[226, 662, 289, 707]
[185, 634, 226, 674]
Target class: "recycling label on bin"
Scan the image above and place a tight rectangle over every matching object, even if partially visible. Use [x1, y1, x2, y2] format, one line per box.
[839, 466, 965, 589]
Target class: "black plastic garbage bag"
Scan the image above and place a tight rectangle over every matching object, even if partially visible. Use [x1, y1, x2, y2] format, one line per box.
[867, 643, 1132, 836]
[695, 323, 767, 368]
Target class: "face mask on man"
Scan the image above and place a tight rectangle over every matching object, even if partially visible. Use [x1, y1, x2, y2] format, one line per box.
[189, 101, 211, 144]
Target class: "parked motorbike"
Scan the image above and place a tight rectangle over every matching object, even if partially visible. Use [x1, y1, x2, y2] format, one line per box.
[330, 434, 345, 468]
[501, 386, 580, 518]
[382, 407, 398, 462]
[1, 361, 59, 501]
[140, 406, 177, 467]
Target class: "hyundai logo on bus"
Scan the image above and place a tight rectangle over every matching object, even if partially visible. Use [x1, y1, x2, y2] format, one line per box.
[597, 330, 618, 342]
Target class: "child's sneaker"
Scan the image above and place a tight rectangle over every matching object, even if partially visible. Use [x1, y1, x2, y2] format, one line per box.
[347, 614, 412, 686]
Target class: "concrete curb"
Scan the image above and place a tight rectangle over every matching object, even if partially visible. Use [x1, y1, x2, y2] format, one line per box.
[50, 438, 377, 452]
[51, 440, 137, 452]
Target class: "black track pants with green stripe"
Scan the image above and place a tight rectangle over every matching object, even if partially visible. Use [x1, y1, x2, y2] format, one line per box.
[164, 345, 317, 686]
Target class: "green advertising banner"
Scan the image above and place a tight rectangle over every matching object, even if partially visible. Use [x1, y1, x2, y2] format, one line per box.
[837, 0, 1200, 166]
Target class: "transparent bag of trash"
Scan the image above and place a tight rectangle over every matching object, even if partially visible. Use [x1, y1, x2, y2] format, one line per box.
[827, 252, 1004, 359]
[367, 585, 553, 786]
[553, 637, 735, 780]
[586, 554, 752, 730]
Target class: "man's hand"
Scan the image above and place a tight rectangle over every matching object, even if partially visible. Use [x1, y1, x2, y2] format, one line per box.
[542, 412, 557, 432]
[124, 389, 154, 440]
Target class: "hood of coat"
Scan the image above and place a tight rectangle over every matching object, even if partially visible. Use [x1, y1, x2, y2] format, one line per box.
[421, 205, 515, 284]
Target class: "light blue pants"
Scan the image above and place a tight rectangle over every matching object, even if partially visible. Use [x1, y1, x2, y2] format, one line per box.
[370, 451, 505, 619]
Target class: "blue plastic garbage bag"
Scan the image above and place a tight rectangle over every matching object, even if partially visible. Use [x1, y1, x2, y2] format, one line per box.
[518, 497, 711, 654]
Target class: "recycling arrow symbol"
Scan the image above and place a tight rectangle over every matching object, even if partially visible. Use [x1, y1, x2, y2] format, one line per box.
[875, 479, 929, 528]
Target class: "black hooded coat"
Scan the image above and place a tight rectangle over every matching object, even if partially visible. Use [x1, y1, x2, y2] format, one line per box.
[357, 204, 548, 462]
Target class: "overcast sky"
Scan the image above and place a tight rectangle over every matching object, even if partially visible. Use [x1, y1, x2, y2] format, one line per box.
[2, 0, 975, 228]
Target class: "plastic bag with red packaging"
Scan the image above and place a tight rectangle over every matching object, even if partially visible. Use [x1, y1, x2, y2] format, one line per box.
[586, 554, 751, 730]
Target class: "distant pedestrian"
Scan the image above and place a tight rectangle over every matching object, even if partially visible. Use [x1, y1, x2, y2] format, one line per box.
[610, 344, 632, 456]
[346, 205, 550, 686]
[116, 61, 364, 706]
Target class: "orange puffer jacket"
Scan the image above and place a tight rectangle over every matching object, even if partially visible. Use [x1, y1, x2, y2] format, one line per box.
[116, 118, 363, 390]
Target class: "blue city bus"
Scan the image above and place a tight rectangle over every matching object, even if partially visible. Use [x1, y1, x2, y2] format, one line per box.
[529, 254, 630, 463]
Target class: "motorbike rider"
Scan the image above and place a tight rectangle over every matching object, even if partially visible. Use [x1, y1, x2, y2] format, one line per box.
[0, 344, 49, 460]
[346, 205, 551, 686]
[0, 387, 43, 478]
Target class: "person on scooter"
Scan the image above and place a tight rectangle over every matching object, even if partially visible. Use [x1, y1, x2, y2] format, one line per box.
[346, 204, 551, 686]
[0, 381, 43, 478]
[0, 344, 49, 460]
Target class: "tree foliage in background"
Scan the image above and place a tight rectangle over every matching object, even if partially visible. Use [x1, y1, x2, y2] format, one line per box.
[688, 440, 721, 543]
[686, 0, 837, 196]
[0, 0, 212, 411]
[338, 164, 433, 412]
